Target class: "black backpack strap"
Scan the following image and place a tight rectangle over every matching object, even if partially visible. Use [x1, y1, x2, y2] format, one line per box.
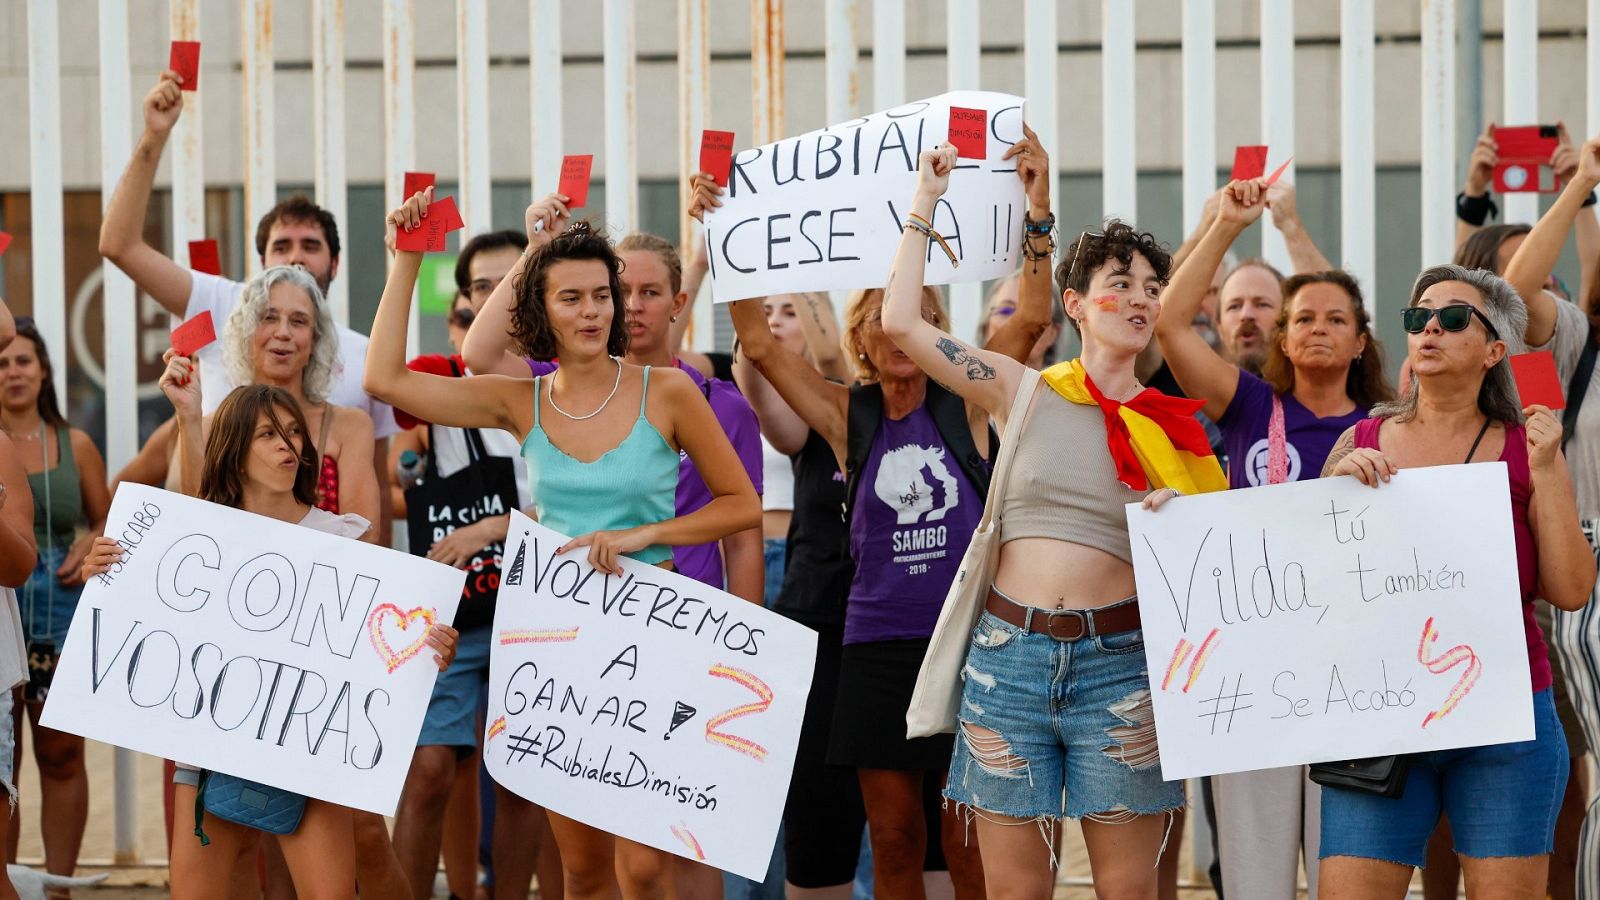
[843, 383, 883, 527]
[1562, 323, 1598, 449]
[925, 381, 995, 497]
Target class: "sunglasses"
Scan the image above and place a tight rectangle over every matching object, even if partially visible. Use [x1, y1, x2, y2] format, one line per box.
[1065, 229, 1106, 288]
[1401, 304, 1499, 340]
[450, 307, 476, 329]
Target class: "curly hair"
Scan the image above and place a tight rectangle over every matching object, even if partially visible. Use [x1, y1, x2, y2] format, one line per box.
[1054, 221, 1172, 334]
[842, 286, 949, 382]
[1373, 265, 1528, 425]
[223, 265, 340, 404]
[202, 385, 320, 509]
[1261, 270, 1394, 409]
[509, 221, 628, 361]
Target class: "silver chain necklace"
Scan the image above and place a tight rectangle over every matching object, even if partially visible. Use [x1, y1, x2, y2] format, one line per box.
[547, 356, 623, 421]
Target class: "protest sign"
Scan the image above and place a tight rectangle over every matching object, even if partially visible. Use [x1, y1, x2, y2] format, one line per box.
[485, 514, 817, 880]
[703, 91, 1027, 303]
[41, 484, 463, 816]
[1126, 464, 1534, 781]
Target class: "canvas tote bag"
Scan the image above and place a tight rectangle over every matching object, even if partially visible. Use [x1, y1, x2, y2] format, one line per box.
[906, 367, 1042, 738]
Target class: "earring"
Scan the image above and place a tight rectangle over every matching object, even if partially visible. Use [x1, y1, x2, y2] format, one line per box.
[859, 352, 868, 361]
[670, 315, 678, 323]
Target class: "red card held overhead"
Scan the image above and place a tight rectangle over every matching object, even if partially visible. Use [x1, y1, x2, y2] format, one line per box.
[169, 41, 201, 91]
[395, 195, 465, 253]
[559, 155, 594, 208]
[699, 131, 736, 187]
[403, 171, 435, 199]
[1265, 156, 1294, 188]
[171, 311, 217, 357]
[947, 107, 988, 159]
[187, 239, 221, 276]
[0, 231, 11, 257]
[1231, 145, 1268, 181]
[1509, 351, 1566, 410]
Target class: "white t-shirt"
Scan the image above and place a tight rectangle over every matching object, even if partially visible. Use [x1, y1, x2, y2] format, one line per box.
[426, 424, 534, 511]
[176, 272, 401, 439]
[761, 436, 794, 513]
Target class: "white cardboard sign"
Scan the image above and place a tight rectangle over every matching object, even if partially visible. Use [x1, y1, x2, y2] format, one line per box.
[1126, 464, 1535, 780]
[485, 514, 817, 880]
[41, 485, 463, 816]
[704, 91, 1027, 303]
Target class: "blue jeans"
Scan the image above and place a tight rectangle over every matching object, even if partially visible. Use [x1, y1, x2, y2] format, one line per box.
[1320, 687, 1568, 867]
[762, 538, 785, 607]
[944, 601, 1185, 821]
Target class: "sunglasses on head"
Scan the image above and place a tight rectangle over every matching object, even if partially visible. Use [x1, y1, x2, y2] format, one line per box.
[450, 307, 475, 329]
[1401, 303, 1499, 340]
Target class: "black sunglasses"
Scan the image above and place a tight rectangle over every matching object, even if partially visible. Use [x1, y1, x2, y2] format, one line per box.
[450, 307, 476, 328]
[1401, 304, 1499, 340]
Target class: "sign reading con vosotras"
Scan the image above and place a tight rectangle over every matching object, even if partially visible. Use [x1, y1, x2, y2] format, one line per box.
[485, 513, 817, 881]
[1125, 464, 1535, 781]
[40, 484, 464, 816]
[703, 90, 1027, 304]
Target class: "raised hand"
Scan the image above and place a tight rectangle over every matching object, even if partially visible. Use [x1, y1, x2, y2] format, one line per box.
[158, 349, 202, 421]
[687, 172, 723, 222]
[1265, 179, 1303, 232]
[525, 192, 573, 250]
[1465, 122, 1498, 196]
[143, 71, 185, 137]
[1576, 133, 1600, 188]
[916, 143, 959, 200]
[384, 185, 434, 253]
[1003, 123, 1051, 212]
[1216, 179, 1269, 228]
[1524, 404, 1563, 472]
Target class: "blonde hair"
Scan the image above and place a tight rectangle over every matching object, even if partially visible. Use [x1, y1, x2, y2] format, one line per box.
[841, 286, 948, 382]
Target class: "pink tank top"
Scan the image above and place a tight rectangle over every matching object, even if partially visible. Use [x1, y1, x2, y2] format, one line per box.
[1354, 417, 1552, 693]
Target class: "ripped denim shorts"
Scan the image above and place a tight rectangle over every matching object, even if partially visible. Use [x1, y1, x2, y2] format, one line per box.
[943, 598, 1185, 823]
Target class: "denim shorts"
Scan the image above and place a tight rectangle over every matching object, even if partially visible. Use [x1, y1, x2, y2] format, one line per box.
[1319, 688, 1567, 867]
[417, 625, 492, 751]
[943, 598, 1185, 822]
[20, 544, 81, 648]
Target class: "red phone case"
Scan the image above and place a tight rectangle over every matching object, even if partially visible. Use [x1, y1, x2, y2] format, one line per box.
[1492, 126, 1560, 193]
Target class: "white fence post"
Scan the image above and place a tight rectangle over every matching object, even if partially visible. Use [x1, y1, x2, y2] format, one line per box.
[457, 0, 493, 236]
[1589, 0, 1599, 137]
[872, 0, 904, 110]
[1024, 0, 1058, 214]
[603, 0, 638, 235]
[679, 0, 711, 351]
[1259, 0, 1294, 272]
[241, 0, 275, 279]
[946, 0, 980, 341]
[1101, 0, 1136, 223]
[313, 0, 348, 324]
[1421, 0, 1457, 267]
[1341, 0, 1376, 302]
[752, 0, 785, 146]
[531, 0, 564, 196]
[1502, 0, 1539, 225]
[382, 0, 419, 356]
[1181, 0, 1215, 237]
[27, 0, 66, 410]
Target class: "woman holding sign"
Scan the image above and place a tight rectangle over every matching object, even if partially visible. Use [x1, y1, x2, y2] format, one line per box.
[81, 372, 458, 900]
[365, 188, 760, 900]
[691, 124, 1057, 899]
[870, 143, 1227, 899]
[1318, 265, 1595, 898]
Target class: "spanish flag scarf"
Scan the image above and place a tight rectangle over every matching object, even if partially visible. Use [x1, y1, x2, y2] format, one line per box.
[1040, 358, 1228, 495]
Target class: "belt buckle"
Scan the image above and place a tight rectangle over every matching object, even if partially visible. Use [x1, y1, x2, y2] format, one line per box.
[1043, 608, 1087, 641]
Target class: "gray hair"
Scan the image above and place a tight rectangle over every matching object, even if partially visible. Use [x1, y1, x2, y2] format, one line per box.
[223, 265, 340, 405]
[1372, 264, 1527, 425]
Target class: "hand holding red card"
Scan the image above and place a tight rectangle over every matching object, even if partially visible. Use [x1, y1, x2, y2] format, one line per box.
[188, 239, 221, 276]
[559, 156, 594, 208]
[395, 195, 465, 253]
[947, 107, 987, 159]
[171, 311, 216, 356]
[1231, 145, 1268, 181]
[1510, 351, 1566, 410]
[1265, 156, 1294, 188]
[169, 41, 200, 91]
[403, 172, 435, 199]
[699, 131, 735, 187]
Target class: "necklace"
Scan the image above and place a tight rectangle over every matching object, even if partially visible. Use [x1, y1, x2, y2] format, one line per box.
[547, 357, 623, 421]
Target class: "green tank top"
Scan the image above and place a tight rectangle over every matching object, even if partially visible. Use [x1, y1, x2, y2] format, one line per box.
[519, 365, 676, 565]
[28, 425, 83, 550]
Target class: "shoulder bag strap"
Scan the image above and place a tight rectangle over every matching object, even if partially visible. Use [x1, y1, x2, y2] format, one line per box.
[974, 368, 1044, 532]
[1562, 324, 1597, 450]
[1267, 392, 1289, 485]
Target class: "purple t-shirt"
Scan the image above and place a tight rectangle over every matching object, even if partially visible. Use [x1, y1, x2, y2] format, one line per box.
[845, 405, 983, 645]
[1218, 370, 1367, 488]
[523, 357, 763, 589]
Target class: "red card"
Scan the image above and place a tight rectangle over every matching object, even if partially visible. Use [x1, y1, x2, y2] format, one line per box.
[1265, 156, 1294, 187]
[699, 130, 736, 187]
[171, 311, 216, 356]
[559, 155, 593, 208]
[169, 41, 200, 91]
[187, 239, 221, 276]
[1510, 351, 1566, 410]
[395, 195, 465, 253]
[1493, 125, 1562, 193]
[0, 231, 10, 257]
[947, 107, 987, 159]
[1231, 145, 1268, 181]
[403, 171, 435, 199]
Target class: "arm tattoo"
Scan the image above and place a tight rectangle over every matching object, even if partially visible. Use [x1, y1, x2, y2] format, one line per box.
[934, 336, 997, 382]
[1320, 431, 1357, 477]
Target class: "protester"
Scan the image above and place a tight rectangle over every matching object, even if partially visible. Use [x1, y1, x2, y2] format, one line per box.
[0, 294, 33, 900]
[366, 189, 760, 900]
[1154, 177, 1393, 898]
[0, 321, 110, 891]
[1317, 264, 1595, 896]
[80, 367, 457, 900]
[691, 124, 1056, 900]
[1503, 135, 1600, 899]
[388, 231, 563, 900]
[97, 69, 398, 540]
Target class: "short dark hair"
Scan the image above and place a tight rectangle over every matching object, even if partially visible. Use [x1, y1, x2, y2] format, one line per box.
[1454, 223, 1531, 275]
[509, 221, 628, 361]
[255, 194, 341, 261]
[202, 385, 320, 509]
[1054, 221, 1172, 334]
[1265, 270, 1394, 409]
[454, 229, 529, 293]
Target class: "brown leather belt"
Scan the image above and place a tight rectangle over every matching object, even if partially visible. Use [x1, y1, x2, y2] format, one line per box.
[985, 588, 1142, 642]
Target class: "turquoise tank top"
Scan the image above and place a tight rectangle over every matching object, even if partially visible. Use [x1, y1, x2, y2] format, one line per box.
[520, 365, 676, 564]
